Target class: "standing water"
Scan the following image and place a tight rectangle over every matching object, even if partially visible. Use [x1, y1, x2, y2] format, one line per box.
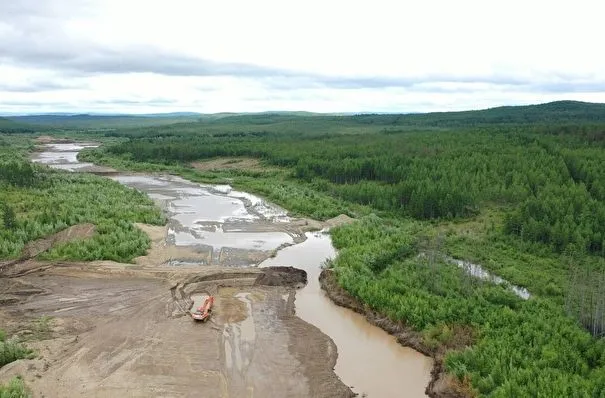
[31, 142, 99, 171]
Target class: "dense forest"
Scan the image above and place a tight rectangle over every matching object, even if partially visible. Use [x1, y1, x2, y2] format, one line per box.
[4, 100, 605, 396]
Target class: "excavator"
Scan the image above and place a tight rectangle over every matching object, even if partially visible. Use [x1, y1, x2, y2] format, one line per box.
[191, 296, 215, 322]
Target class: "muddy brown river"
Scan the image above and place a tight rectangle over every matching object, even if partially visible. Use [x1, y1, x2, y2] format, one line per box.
[260, 232, 433, 396]
[32, 143, 433, 397]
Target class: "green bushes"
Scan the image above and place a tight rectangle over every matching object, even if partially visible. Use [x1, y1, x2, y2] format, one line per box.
[0, 330, 32, 368]
[0, 330, 31, 397]
[330, 217, 605, 396]
[0, 167, 164, 262]
[0, 161, 36, 187]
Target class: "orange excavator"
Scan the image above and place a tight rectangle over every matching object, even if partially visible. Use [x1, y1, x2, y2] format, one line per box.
[191, 296, 215, 322]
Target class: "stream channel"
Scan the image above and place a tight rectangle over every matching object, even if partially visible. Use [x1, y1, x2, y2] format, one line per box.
[33, 142, 434, 397]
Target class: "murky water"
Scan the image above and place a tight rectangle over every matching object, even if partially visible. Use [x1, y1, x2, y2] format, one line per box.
[111, 175, 294, 256]
[31, 142, 99, 171]
[445, 257, 531, 299]
[223, 293, 256, 373]
[260, 232, 434, 397]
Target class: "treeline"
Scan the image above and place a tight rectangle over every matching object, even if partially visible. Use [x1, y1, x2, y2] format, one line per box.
[349, 100, 605, 127]
[0, 160, 37, 187]
[96, 122, 605, 255]
[566, 262, 605, 337]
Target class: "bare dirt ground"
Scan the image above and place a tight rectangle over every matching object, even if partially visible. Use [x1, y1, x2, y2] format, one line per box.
[34, 136, 73, 145]
[191, 158, 282, 173]
[133, 224, 214, 266]
[0, 263, 353, 397]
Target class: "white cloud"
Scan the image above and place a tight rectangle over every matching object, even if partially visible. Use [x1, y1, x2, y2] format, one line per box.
[1, 0, 604, 113]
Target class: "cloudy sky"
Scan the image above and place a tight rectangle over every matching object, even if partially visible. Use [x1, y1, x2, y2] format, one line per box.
[1, 0, 604, 114]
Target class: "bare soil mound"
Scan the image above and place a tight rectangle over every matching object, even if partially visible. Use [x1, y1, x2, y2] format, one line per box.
[254, 266, 307, 287]
[35, 136, 73, 144]
[191, 157, 279, 172]
[324, 214, 356, 228]
[133, 223, 212, 266]
[21, 223, 96, 259]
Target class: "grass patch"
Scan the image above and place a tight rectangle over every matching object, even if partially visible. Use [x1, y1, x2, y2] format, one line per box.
[32, 317, 52, 341]
[0, 377, 29, 398]
[0, 330, 33, 368]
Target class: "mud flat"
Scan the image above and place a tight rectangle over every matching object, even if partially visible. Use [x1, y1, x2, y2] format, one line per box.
[112, 174, 304, 266]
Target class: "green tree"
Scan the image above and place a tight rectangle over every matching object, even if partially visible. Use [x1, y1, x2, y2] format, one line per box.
[2, 203, 16, 230]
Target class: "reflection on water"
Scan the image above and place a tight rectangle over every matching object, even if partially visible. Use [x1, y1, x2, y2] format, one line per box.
[31, 143, 99, 171]
[260, 232, 433, 397]
[111, 175, 294, 254]
[446, 257, 531, 299]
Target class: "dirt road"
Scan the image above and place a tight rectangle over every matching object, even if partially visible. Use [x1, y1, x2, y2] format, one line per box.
[0, 263, 353, 397]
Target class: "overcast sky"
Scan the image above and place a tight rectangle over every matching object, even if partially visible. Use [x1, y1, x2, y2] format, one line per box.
[1, 0, 604, 114]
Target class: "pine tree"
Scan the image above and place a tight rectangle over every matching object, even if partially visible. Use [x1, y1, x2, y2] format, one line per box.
[2, 203, 16, 230]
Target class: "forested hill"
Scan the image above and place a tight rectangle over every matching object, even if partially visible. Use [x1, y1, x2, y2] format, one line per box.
[169, 100, 605, 130]
[4, 100, 605, 131]
[0, 117, 37, 134]
[350, 101, 605, 127]
[7, 114, 202, 129]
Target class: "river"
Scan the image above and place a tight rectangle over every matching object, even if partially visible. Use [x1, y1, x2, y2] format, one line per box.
[32, 142, 433, 397]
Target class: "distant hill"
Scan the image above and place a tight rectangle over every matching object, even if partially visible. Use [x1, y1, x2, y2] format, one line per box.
[351, 101, 605, 127]
[5, 101, 605, 131]
[196, 101, 605, 130]
[0, 117, 37, 133]
[7, 111, 332, 129]
[202, 111, 331, 125]
[7, 114, 203, 129]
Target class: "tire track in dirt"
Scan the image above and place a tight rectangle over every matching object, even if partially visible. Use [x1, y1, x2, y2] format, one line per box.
[0, 263, 352, 397]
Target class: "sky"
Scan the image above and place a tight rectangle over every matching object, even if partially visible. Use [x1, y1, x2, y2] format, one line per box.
[1, 0, 604, 114]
